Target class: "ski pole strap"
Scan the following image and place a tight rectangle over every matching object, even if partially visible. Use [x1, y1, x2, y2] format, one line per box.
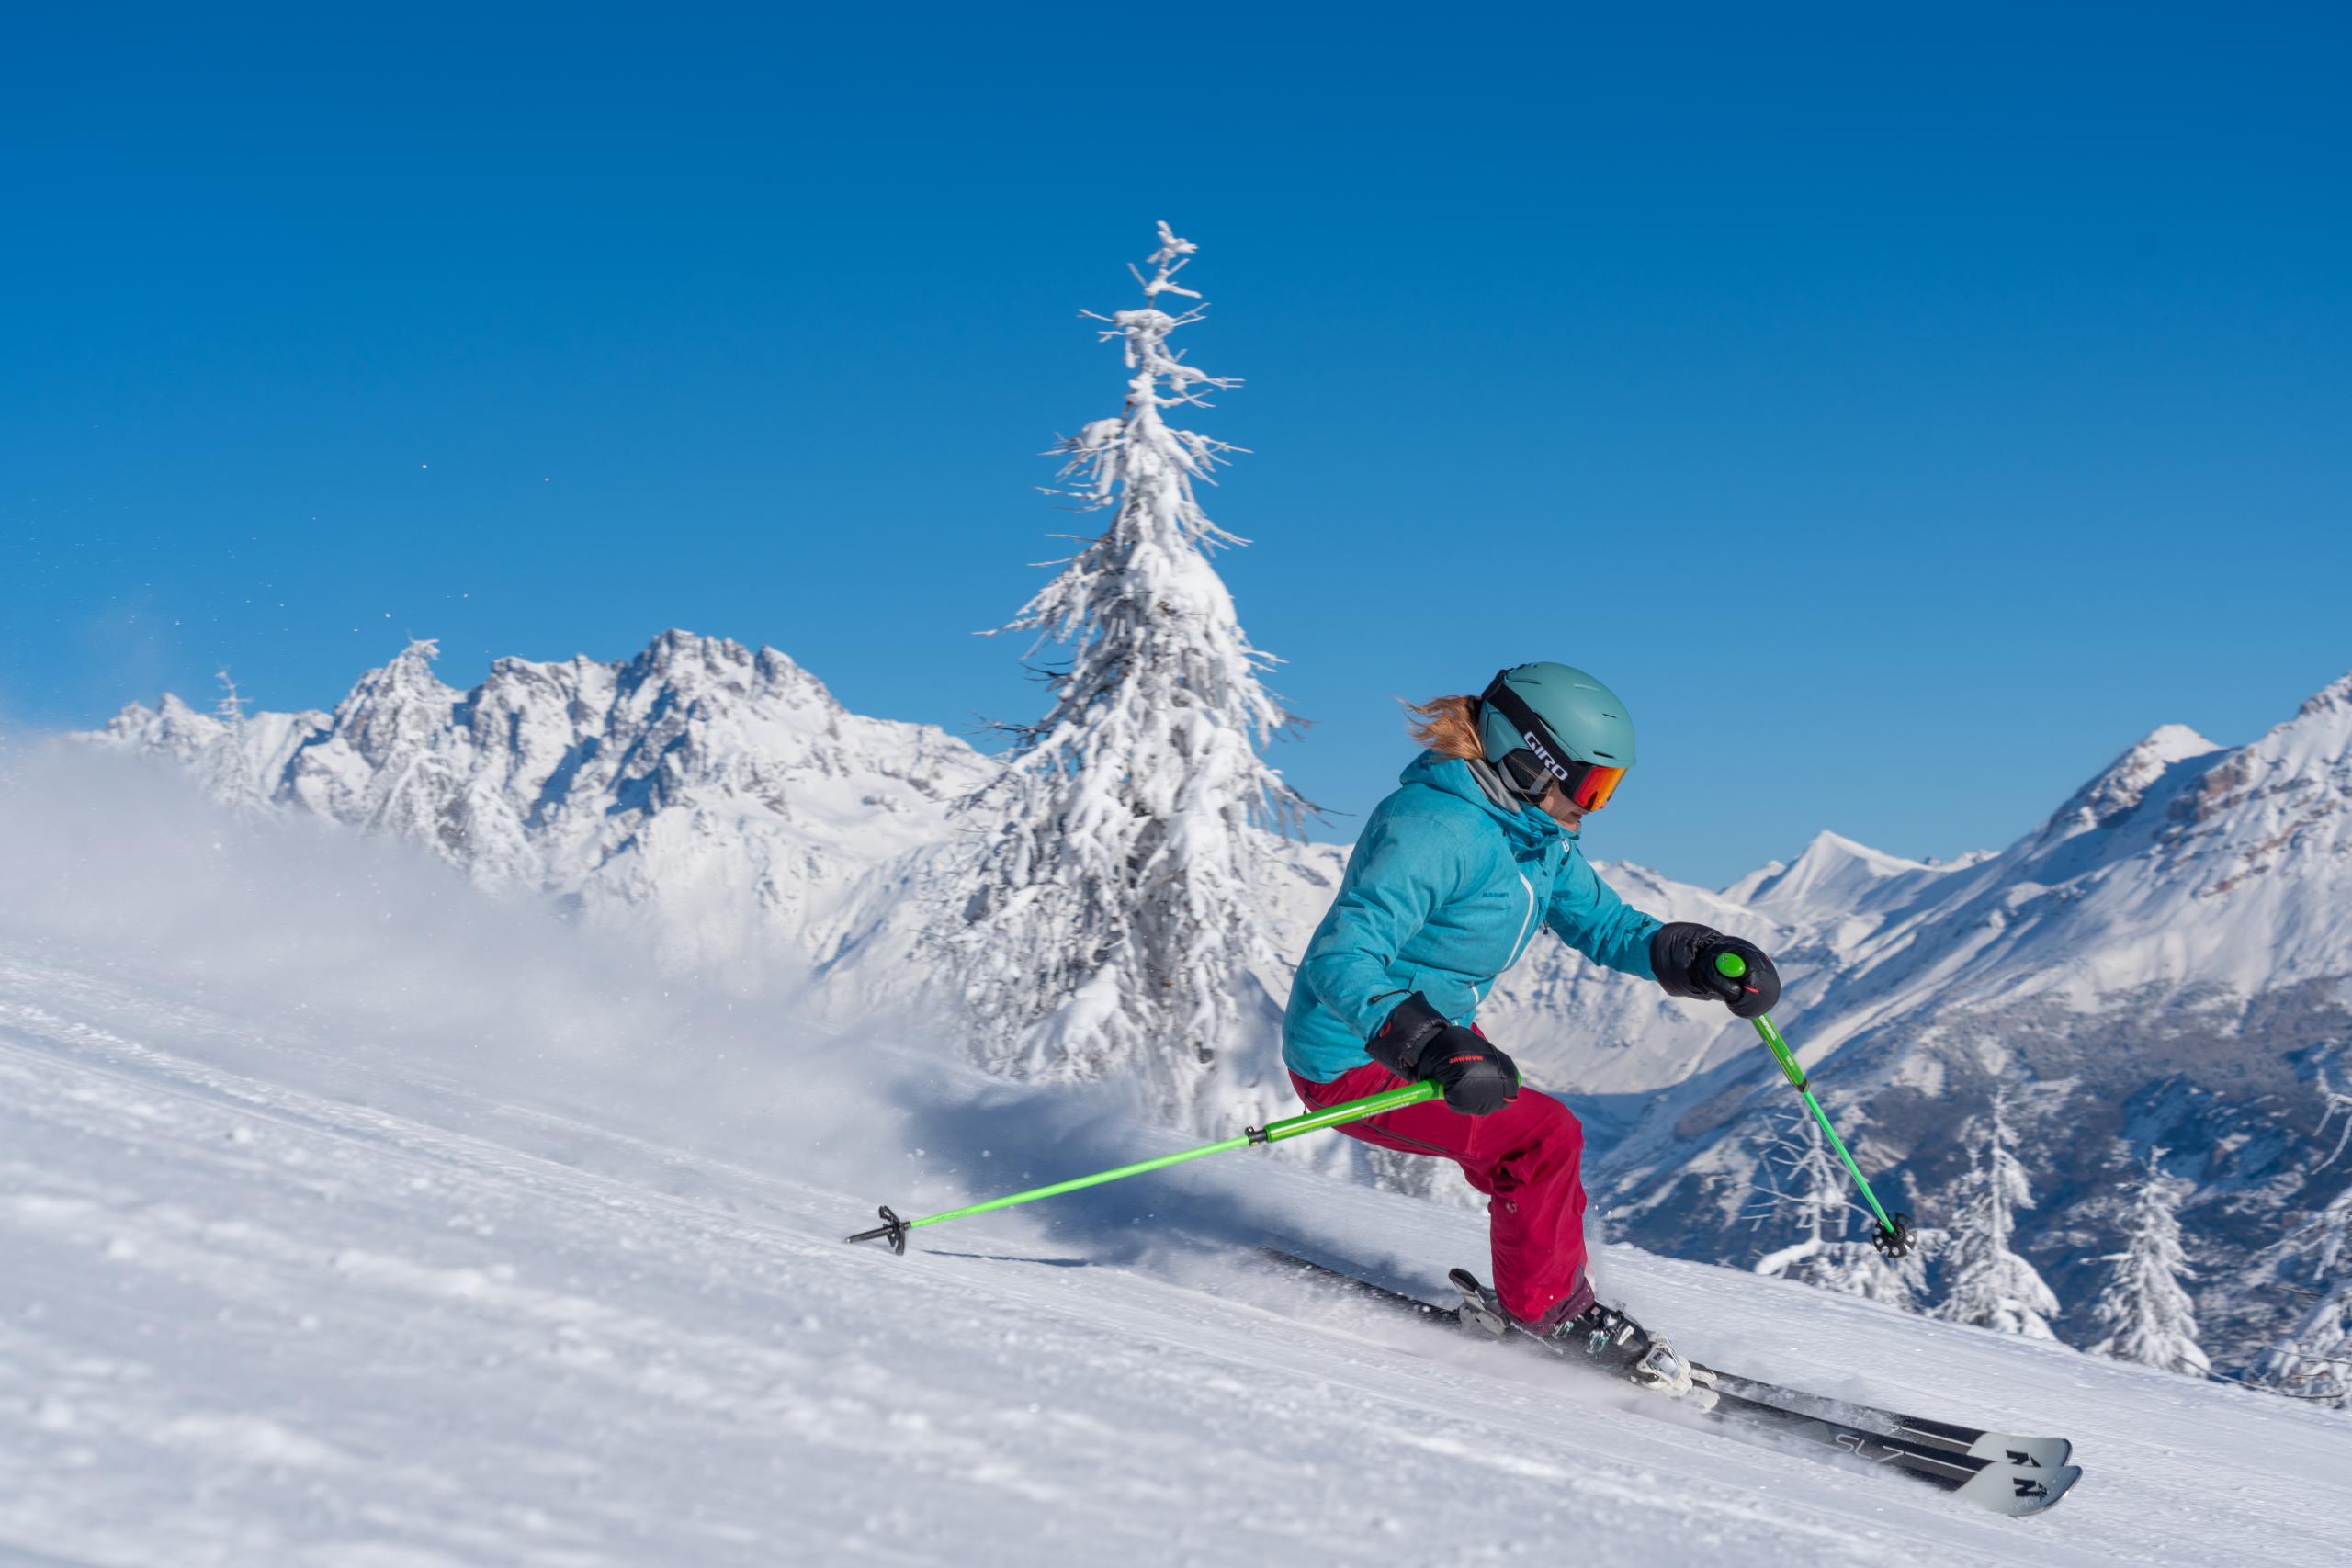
[846, 1080, 1439, 1252]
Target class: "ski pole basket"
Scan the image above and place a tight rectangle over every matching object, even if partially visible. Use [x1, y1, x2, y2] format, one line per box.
[846, 1204, 911, 1256]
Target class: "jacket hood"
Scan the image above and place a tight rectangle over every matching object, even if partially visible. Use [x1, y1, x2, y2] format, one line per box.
[1397, 750, 1566, 855]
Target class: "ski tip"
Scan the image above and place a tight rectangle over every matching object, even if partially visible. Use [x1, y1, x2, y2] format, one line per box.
[1965, 1433, 2075, 1470]
[1955, 1460, 2082, 1517]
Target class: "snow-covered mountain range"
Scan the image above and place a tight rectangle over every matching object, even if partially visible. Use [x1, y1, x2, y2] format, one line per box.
[104, 633, 995, 991]
[1596, 675, 2352, 1371]
[92, 637, 2352, 1376]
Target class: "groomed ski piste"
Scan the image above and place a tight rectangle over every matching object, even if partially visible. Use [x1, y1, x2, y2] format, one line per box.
[4, 750, 2348, 1566]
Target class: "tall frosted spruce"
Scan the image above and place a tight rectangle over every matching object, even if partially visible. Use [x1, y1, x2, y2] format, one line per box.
[954, 223, 1308, 1130]
[1931, 1089, 2062, 1339]
[2086, 1145, 2209, 1378]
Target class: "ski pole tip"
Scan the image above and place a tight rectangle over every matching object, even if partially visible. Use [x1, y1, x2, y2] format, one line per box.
[846, 1204, 910, 1255]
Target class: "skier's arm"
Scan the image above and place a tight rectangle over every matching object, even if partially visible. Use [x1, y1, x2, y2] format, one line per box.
[1296, 811, 1473, 1038]
[1543, 852, 1662, 979]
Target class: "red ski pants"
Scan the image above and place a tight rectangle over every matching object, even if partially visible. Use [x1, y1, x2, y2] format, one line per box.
[1291, 1061, 1593, 1325]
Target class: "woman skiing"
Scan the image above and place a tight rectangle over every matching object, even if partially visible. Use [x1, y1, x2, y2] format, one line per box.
[1283, 662, 1781, 1393]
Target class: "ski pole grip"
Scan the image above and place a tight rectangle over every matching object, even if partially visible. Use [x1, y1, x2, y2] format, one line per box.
[1715, 952, 1748, 980]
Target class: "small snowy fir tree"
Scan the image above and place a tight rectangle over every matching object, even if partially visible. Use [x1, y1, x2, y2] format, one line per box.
[2086, 1146, 2209, 1377]
[951, 223, 1307, 1131]
[1931, 1090, 2062, 1338]
[2254, 1187, 2352, 1406]
[1751, 1107, 1929, 1308]
[2252, 1084, 2352, 1406]
[200, 669, 268, 812]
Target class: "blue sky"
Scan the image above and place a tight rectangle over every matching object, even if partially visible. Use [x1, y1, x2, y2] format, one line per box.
[5, 5, 2346, 887]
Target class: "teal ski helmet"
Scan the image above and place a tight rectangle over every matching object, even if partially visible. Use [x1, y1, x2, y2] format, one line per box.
[1476, 663, 1635, 809]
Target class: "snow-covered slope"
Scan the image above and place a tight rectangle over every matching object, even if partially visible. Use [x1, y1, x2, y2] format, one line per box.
[4, 749, 2346, 1566]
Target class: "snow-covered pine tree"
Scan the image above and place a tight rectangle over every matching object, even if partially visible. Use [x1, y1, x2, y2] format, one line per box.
[200, 669, 267, 812]
[1931, 1089, 2062, 1338]
[952, 222, 1308, 1131]
[2252, 1086, 2352, 1405]
[1751, 1106, 1929, 1308]
[2253, 1186, 2351, 1406]
[2086, 1146, 2209, 1377]
[1751, 1107, 1843, 1280]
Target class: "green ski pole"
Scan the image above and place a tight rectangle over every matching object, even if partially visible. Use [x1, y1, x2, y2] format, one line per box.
[1715, 952, 1918, 1259]
[845, 1079, 1440, 1254]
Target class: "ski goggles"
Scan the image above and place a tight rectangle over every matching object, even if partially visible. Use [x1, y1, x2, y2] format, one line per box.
[1556, 759, 1627, 812]
[1481, 671, 1628, 811]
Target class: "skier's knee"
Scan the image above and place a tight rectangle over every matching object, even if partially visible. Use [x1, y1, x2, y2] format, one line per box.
[1531, 1090, 1581, 1138]
[1535, 1097, 1585, 1156]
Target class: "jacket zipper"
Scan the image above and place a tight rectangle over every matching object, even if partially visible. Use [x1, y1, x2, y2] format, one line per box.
[1508, 868, 1537, 965]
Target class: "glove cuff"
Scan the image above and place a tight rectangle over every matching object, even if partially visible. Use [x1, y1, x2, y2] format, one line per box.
[1649, 922, 1722, 999]
[1367, 991, 1450, 1078]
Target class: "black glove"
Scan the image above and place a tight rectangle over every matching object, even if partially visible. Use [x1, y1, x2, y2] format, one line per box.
[1367, 992, 1521, 1116]
[1650, 922, 1781, 1019]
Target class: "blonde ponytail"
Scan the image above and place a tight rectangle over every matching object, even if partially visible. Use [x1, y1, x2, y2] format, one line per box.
[1402, 695, 1484, 761]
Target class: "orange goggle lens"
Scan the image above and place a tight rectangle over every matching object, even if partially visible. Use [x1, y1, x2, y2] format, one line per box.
[1568, 765, 1626, 812]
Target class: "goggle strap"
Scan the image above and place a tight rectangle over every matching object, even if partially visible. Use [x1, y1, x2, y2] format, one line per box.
[1481, 673, 1585, 794]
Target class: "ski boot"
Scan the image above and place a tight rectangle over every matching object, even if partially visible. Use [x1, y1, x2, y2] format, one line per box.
[1544, 1300, 1719, 1408]
[1450, 1269, 1719, 1410]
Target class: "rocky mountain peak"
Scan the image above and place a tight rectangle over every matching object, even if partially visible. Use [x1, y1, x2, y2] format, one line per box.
[331, 639, 462, 765]
[2034, 722, 2221, 850]
[2293, 670, 2352, 722]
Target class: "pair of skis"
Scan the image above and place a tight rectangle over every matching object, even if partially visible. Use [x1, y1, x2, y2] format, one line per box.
[1260, 1250, 2082, 1518]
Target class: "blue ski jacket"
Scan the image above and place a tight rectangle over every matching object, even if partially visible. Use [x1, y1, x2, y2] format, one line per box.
[1281, 750, 1662, 1083]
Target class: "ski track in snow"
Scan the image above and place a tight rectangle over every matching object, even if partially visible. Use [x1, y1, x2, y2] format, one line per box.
[2, 954, 2348, 1567]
